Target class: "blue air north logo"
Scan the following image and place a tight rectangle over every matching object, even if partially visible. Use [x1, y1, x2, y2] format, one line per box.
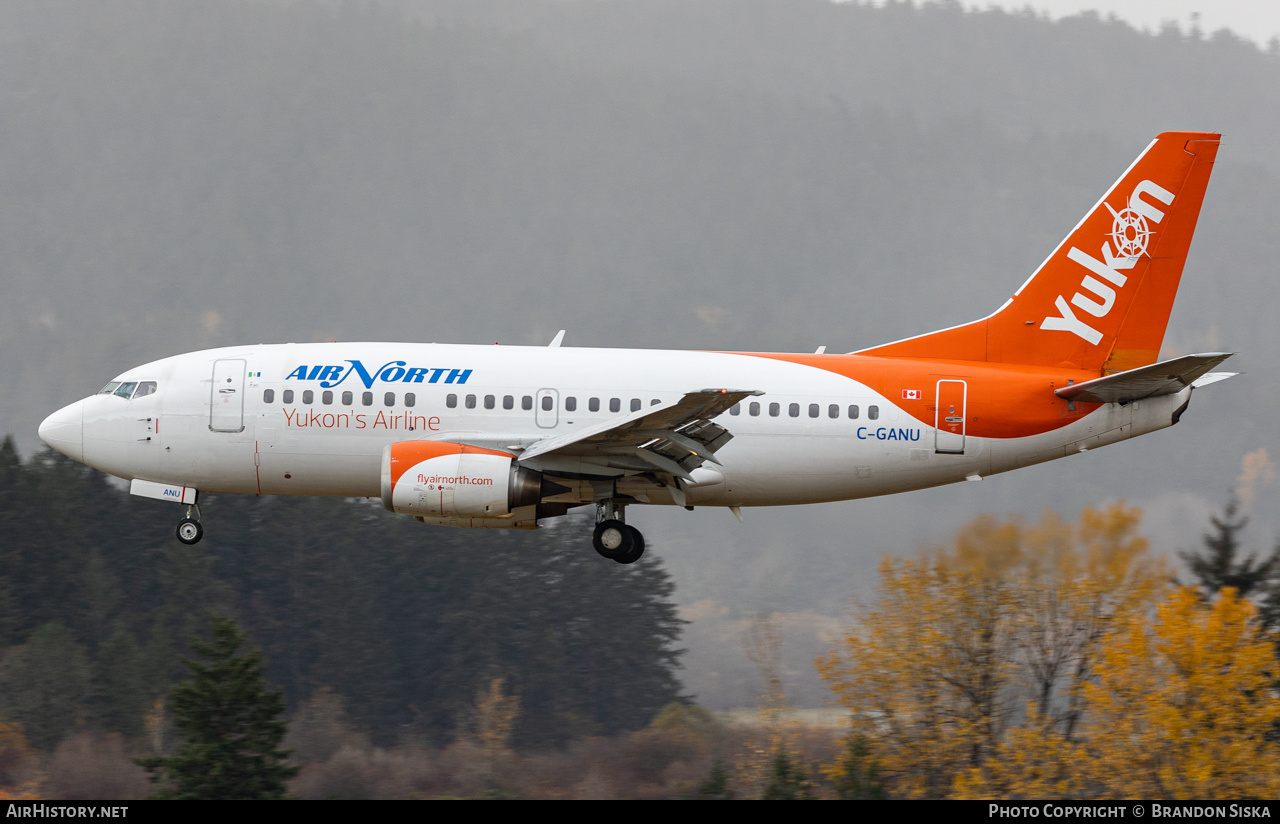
[285, 361, 472, 388]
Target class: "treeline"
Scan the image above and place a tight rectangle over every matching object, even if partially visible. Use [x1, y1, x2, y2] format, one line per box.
[0, 438, 684, 753]
[819, 502, 1280, 799]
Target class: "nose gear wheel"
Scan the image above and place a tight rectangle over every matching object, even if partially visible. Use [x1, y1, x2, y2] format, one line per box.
[176, 502, 204, 545]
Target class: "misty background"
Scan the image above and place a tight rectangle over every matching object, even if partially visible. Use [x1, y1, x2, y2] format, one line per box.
[2, 0, 1277, 708]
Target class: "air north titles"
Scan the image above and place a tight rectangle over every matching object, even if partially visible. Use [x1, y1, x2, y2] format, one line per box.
[286, 360, 473, 389]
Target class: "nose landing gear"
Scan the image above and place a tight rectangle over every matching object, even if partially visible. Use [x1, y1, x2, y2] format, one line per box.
[176, 503, 204, 545]
[592, 500, 644, 564]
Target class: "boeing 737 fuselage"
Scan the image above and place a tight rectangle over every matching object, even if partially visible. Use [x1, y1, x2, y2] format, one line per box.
[38, 132, 1235, 562]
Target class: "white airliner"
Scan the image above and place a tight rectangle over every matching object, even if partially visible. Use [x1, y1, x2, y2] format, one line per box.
[39, 132, 1235, 563]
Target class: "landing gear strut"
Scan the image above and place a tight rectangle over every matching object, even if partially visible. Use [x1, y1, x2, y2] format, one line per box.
[176, 503, 203, 545]
[592, 500, 644, 565]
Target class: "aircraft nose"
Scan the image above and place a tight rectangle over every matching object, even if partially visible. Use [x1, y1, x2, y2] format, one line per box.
[38, 399, 84, 462]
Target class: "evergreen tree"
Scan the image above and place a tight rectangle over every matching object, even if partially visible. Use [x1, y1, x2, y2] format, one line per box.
[137, 614, 297, 799]
[697, 757, 732, 799]
[94, 621, 147, 737]
[831, 733, 887, 800]
[762, 747, 813, 800]
[0, 622, 91, 751]
[1180, 497, 1280, 599]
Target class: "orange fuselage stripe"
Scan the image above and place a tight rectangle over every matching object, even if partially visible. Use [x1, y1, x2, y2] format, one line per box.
[736, 352, 1104, 439]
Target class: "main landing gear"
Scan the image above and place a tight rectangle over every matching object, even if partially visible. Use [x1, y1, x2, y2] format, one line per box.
[176, 503, 204, 546]
[592, 500, 644, 565]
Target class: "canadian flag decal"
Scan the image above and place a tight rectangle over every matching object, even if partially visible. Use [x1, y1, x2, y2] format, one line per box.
[902, 389, 921, 400]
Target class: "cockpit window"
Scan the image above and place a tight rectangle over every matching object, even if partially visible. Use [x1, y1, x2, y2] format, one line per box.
[98, 382, 121, 395]
[113, 382, 137, 399]
[132, 381, 158, 399]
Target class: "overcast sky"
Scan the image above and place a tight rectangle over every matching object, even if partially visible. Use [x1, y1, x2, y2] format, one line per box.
[959, 0, 1280, 46]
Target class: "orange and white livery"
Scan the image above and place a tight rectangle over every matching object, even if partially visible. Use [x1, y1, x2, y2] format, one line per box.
[39, 132, 1235, 562]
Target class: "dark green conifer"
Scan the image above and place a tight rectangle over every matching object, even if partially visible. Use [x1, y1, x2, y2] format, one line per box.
[138, 614, 297, 799]
[832, 733, 887, 799]
[762, 747, 813, 800]
[698, 757, 732, 799]
[1180, 497, 1280, 600]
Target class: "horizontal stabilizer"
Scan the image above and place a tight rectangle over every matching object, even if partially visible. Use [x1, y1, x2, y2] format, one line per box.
[1054, 353, 1234, 405]
[1190, 371, 1238, 389]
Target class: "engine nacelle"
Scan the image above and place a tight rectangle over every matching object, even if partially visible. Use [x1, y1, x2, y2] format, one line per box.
[380, 441, 543, 519]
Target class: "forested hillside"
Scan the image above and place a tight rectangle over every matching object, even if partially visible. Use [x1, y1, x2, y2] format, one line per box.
[0, 438, 683, 752]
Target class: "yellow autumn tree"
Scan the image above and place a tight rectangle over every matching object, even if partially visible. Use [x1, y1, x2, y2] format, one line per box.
[1013, 504, 1165, 739]
[473, 677, 520, 761]
[817, 513, 1027, 797]
[958, 585, 1280, 799]
[1083, 586, 1280, 799]
[819, 503, 1165, 798]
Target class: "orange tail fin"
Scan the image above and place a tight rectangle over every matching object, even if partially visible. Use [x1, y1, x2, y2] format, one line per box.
[860, 132, 1220, 373]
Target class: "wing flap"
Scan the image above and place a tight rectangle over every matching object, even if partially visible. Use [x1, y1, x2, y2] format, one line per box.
[1054, 353, 1234, 404]
[517, 389, 761, 474]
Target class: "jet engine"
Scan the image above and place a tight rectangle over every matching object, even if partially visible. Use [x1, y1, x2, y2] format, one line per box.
[380, 441, 543, 519]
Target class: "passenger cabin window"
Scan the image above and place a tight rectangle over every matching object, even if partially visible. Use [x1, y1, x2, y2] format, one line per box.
[809, 403, 820, 418]
[283, 389, 294, 404]
[848, 405, 859, 419]
[447, 394, 457, 408]
[565, 396, 577, 412]
[749, 402, 760, 417]
[541, 396, 553, 411]
[114, 382, 137, 399]
[503, 395, 514, 410]
[589, 397, 600, 412]
[466, 394, 477, 409]
[769, 402, 780, 417]
[609, 398, 620, 413]
[730, 404, 740, 416]
[384, 392, 395, 407]
[828, 404, 839, 419]
[630, 398, 641, 412]
[362, 392, 373, 406]
[322, 390, 333, 405]
[522, 395, 533, 411]
[303, 390, 314, 404]
[484, 395, 495, 410]
[405, 393, 416, 408]
[133, 381, 157, 399]
[789, 403, 800, 417]
[342, 391, 353, 406]
[263, 389, 275, 403]
[869, 405, 880, 420]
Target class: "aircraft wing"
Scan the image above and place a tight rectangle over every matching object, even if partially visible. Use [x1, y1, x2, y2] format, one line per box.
[517, 388, 762, 479]
[1054, 353, 1236, 405]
